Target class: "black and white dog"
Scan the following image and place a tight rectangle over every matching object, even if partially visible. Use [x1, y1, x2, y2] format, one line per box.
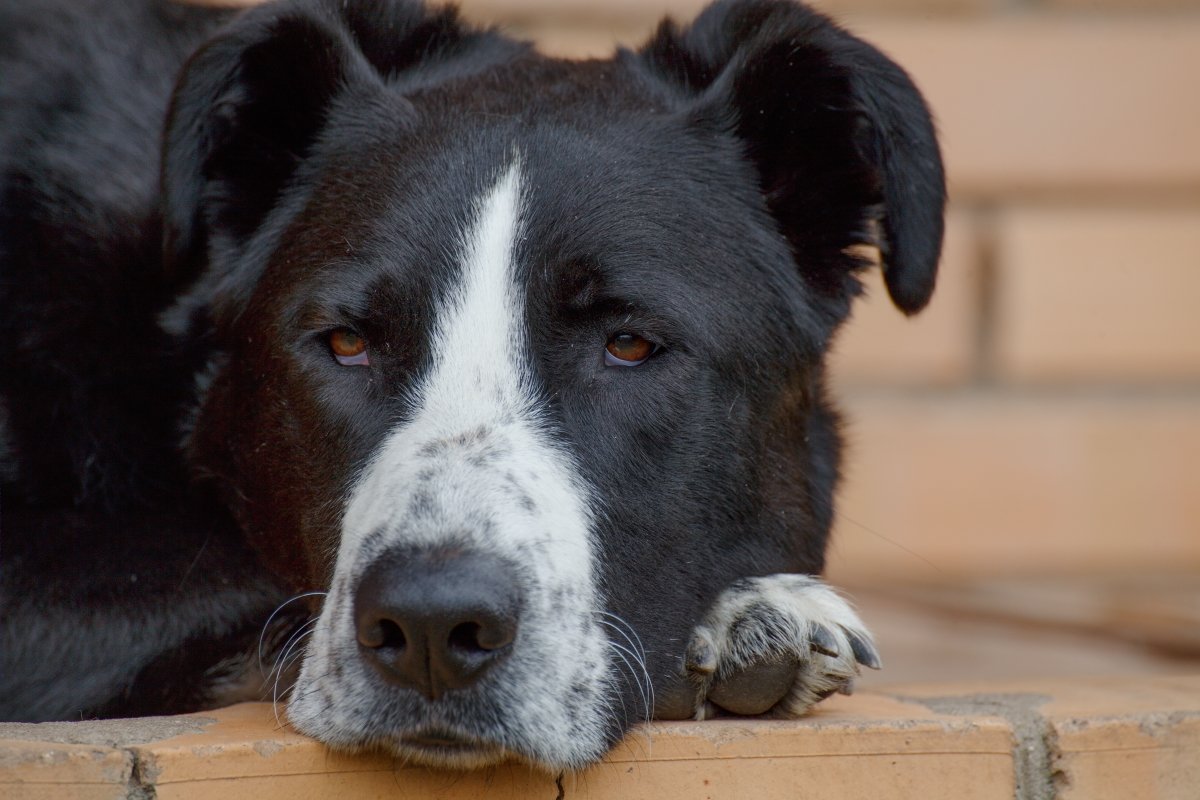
[0, 0, 943, 772]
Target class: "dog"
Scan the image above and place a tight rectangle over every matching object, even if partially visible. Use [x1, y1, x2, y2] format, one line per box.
[0, 0, 944, 772]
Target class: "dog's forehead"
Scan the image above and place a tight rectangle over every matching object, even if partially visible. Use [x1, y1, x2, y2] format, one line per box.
[316, 54, 746, 235]
[401, 55, 666, 119]
[260, 55, 814, 357]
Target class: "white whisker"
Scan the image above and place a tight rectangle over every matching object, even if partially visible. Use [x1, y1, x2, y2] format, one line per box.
[258, 591, 326, 676]
[270, 617, 319, 678]
[594, 612, 655, 725]
[271, 622, 318, 727]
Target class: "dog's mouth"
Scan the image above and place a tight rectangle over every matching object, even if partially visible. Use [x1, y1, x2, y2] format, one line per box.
[392, 727, 508, 768]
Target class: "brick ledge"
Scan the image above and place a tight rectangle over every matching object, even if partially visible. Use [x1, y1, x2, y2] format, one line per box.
[3, 675, 1197, 799]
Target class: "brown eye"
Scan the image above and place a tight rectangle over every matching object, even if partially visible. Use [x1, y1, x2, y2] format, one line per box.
[605, 333, 656, 367]
[329, 328, 369, 366]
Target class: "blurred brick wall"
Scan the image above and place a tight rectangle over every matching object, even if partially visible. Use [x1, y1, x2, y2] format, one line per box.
[454, 0, 1200, 581]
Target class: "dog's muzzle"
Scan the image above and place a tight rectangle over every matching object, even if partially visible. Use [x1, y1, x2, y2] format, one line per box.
[353, 546, 523, 701]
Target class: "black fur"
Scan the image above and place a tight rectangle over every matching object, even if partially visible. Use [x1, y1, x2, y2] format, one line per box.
[0, 0, 943, 761]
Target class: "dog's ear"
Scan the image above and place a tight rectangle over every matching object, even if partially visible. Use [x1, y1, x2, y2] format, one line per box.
[638, 0, 945, 314]
[162, 0, 513, 298]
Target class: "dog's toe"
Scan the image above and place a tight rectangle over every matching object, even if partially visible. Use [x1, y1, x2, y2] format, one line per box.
[686, 574, 879, 719]
[706, 657, 798, 716]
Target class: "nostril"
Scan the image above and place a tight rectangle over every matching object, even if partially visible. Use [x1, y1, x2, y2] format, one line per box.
[378, 618, 407, 649]
[447, 621, 485, 654]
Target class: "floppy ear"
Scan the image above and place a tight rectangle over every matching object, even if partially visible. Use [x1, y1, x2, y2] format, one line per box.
[161, 0, 511, 294]
[638, 0, 945, 314]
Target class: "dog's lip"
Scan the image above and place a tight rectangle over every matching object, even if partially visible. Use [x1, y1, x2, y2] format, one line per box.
[397, 727, 502, 756]
[403, 729, 476, 748]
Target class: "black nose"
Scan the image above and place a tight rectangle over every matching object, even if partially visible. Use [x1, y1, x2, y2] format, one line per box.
[353, 547, 521, 700]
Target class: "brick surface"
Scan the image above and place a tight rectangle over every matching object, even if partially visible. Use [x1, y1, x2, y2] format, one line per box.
[824, 393, 1200, 580]
[1, 698, 1016, 800]
[869, 574, 1200, 658]
[1048, 0, 1200, 8]
[894, 676, 1200, 800]
[849, 582, 1200, 690]
[831, 210, 980, 387]
[0, 739, 131, 800]
[458, 0, 992, 25]
[191, 0, 997, 25]
[180, 7, 1200, 195]
[993, 207, 1200, 382]
[7, 679, 1199, 799]
[851, 19, 1200, 197]
[138, 698, 1013, 799]
[449, 15, 1200, 196]
[1043, 677, 1200, 800]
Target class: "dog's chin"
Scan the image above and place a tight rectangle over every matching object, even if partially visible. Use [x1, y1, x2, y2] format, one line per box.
[312, 726, 580, 773]
[386, 729, 510, 770]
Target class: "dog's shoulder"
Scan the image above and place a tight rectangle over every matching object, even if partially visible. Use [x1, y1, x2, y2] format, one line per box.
[0, 0, 287, 723]
[0, 0, 226, 509]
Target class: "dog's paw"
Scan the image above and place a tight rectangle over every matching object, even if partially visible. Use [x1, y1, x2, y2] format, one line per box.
[685, 574, 880, 719]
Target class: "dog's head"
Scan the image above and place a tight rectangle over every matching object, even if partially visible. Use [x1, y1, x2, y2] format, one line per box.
[161, 0, 943, 770]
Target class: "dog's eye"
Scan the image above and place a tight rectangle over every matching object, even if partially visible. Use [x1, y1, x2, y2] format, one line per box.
[604, 333, 656, 367]
[329, 328, 369, 366]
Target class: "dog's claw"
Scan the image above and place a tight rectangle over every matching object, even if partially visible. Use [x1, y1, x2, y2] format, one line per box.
[845, 628, 881, 670]
[809, 622, 840, 657]
[685, 632, 718, 675]
[685, 574, 878, 719]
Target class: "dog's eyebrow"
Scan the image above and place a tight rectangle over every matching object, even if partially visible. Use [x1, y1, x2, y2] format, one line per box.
[289, 278, 375, 329]
[552, 259, 674, 320]
[573, 291, 673, 330]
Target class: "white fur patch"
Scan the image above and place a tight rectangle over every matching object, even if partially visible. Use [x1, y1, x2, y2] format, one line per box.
[287, 162, 614, 769]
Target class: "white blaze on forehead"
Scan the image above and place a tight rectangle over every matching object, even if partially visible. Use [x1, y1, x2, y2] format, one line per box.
[339, 161, 594, 559]
[425, 162, 528, 427]
[339, 162, 529, 549]
[293, 160, 612, 767]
